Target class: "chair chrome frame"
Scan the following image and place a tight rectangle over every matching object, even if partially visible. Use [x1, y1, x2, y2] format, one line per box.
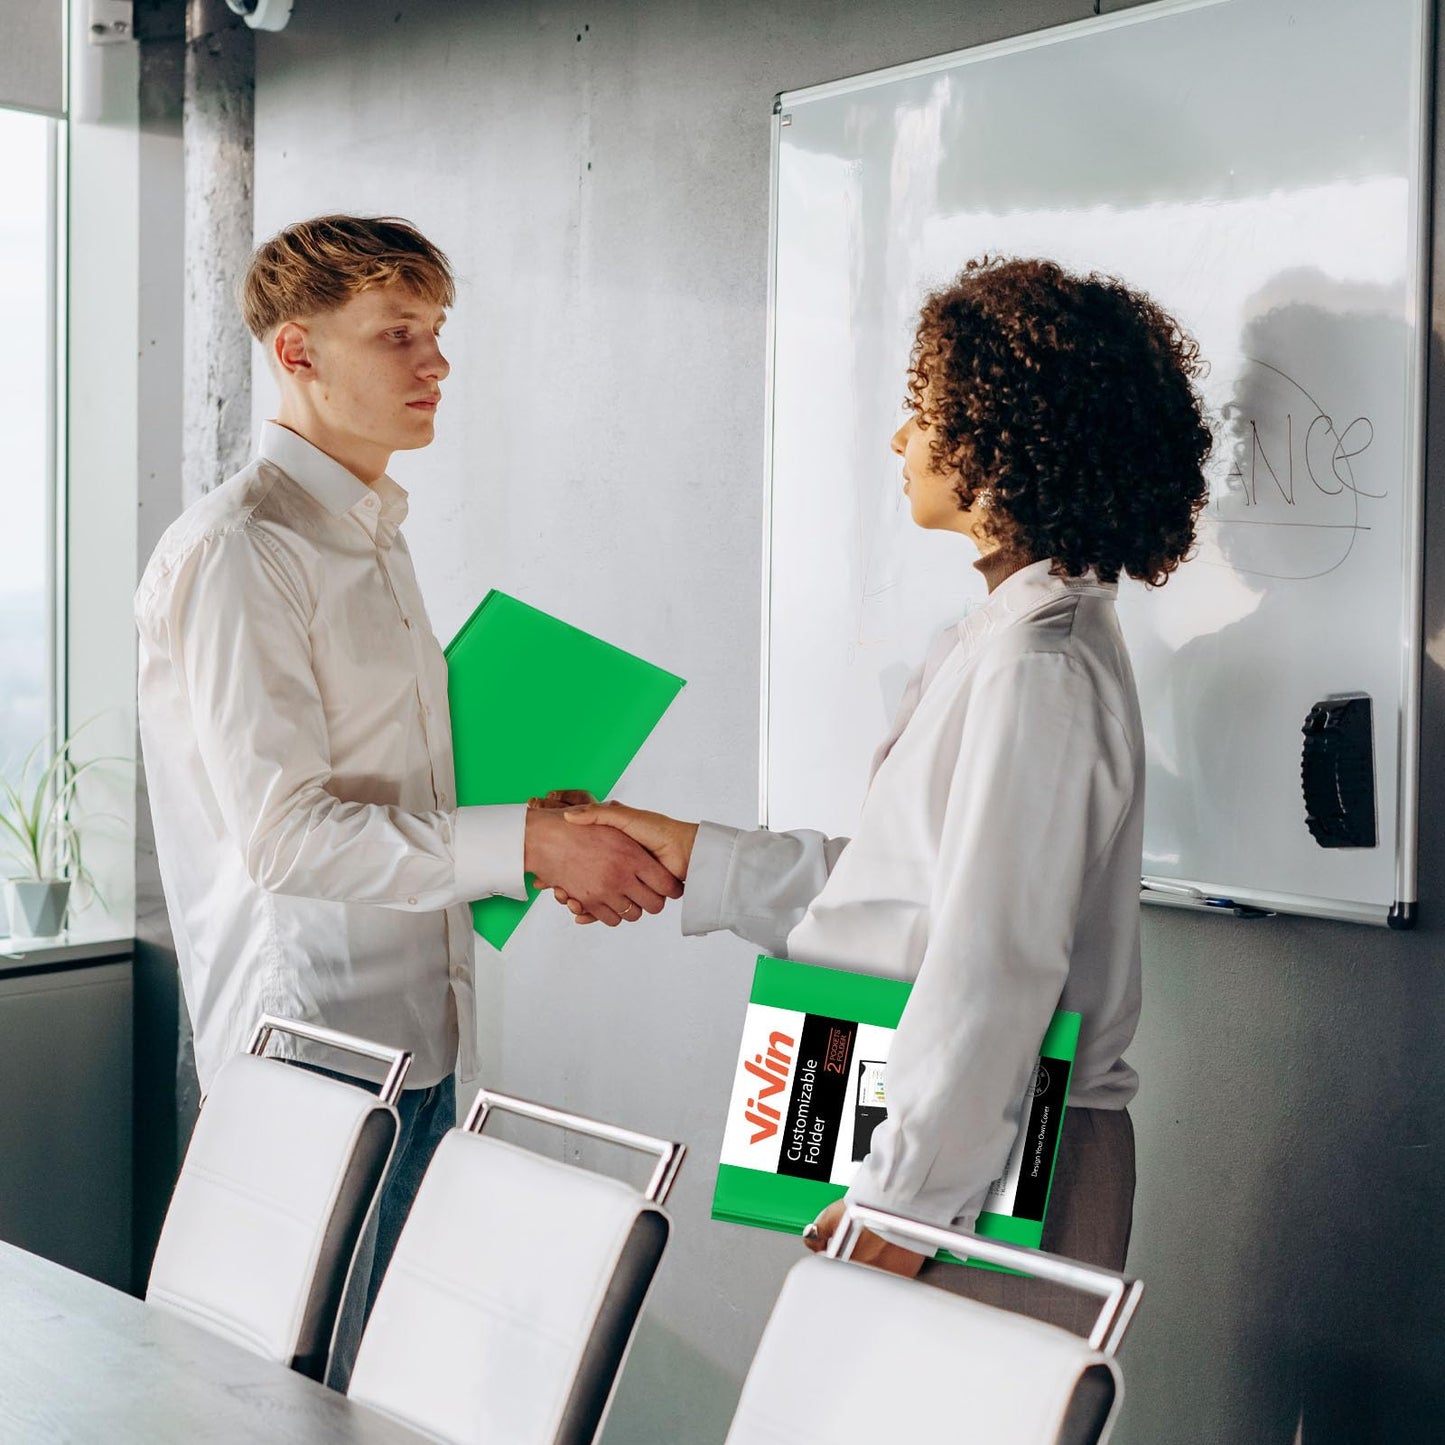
[246, 1014, 413, 1107]
[462, 1088, 686, 1205]
[829, 1203, 1144, 1356]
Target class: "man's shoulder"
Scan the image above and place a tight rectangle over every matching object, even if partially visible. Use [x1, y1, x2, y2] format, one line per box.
[136, 459, 311, 616]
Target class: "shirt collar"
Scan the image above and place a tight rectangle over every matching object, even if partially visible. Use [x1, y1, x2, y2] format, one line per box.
[955, 558, 1116, 650]
[258, 421, 410, 540]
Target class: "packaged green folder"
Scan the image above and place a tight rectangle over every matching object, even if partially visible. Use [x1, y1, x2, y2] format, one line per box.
[445, 591, 686, 950]
[712, 955, 1080, 1263]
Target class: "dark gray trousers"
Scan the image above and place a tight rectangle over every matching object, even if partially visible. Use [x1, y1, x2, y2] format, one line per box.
[918, 1106, 1136, 1335]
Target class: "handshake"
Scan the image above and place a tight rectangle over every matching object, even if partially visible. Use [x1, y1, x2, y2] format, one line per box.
[521, 791, 699, 928]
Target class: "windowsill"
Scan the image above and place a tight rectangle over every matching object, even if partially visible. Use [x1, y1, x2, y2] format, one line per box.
[0, 927, 134, 972]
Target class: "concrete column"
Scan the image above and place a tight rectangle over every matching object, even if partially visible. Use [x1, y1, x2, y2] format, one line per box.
[171, 0, 255, 1160]
[127, 0, 254, 1289]
[182, 0, 253, 506]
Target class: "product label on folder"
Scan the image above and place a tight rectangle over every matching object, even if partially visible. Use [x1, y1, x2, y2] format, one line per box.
[712, 956, 1080, 1259]
[720, 1006, 894, 1187]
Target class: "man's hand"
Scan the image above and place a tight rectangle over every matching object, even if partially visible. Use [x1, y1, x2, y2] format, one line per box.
[802, 1200, 927, 1278]
[523, 807, 681, 927]
[548, 802, 700, 925]
[527, 790, 596, 811]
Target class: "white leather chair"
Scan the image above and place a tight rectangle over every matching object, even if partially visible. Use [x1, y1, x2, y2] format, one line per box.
[347, 1089, 685, 1445]
[725, 1203, 1144, 1445]
[146, 1016, 411, 1380]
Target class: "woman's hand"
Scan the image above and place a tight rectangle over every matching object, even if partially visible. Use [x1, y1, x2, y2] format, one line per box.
[523, 804, 681, 926]
[551, 802, 700, 924]
[802, 1200, 928, 1278]
[564, 801, 698, 880]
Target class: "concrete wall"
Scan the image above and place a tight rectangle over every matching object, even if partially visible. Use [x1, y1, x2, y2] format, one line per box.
[247, 1, 1445, 1439]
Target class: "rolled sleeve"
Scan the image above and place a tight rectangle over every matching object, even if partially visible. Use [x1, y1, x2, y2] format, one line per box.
[452, 804, 529, 902]
[683, 821, 851, 957]
[680, 821, 743, 936]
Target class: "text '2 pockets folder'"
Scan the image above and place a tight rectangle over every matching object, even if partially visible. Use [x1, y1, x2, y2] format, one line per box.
[446, 590, 686, 950]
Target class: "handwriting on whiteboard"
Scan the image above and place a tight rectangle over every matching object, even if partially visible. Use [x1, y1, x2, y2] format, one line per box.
[1211, 357, 1381, 581]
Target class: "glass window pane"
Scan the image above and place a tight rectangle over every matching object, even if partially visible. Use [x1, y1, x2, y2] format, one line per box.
[0, 109, 54, 789]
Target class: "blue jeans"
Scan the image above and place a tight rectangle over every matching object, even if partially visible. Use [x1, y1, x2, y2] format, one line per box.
[290, 1061, 457, 1389]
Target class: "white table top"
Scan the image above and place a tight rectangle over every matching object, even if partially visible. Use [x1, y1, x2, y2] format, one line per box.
[0, 1241, 428, 1443]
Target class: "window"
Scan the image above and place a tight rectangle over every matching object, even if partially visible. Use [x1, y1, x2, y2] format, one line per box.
[0, 108, 60, 787]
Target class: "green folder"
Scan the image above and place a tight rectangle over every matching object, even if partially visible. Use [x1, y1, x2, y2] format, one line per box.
[445, 591, 686, 950]
[712, 955, 1080, 1267]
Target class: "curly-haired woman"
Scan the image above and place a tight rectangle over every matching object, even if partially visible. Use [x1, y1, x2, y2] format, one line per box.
[549, 257, 1212, 1329]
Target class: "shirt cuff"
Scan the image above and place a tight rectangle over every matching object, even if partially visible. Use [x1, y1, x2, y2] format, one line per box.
[453, 804, 529, 902]
[681, 820, 742, 936]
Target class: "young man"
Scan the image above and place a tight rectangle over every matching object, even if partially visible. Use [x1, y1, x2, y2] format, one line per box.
[135, 215, 679, 1364]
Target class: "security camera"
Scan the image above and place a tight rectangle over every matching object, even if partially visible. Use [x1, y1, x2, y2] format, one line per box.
[224, 0, 293, 31]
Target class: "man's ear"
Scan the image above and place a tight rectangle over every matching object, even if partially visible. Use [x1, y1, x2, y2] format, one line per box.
[272, 321, 314, 380]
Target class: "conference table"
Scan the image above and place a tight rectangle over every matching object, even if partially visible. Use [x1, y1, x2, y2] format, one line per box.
[0, 1239, 428, 1442]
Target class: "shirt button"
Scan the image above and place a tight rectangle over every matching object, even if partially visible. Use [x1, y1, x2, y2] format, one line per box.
[407, 895, 418, 905]
[364, 496, 377, 508]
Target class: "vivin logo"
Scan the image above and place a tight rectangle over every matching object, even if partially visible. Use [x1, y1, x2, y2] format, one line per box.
[743, 1031, 795, 1144]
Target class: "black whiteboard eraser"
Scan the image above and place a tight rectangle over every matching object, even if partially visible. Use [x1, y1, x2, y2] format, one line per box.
[1301, 694, 1377, 848]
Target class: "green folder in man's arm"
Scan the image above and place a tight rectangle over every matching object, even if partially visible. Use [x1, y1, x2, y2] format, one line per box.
[446, 590, 686, 950]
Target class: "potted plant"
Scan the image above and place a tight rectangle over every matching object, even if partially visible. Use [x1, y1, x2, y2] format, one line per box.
[0, 728, 108, 939]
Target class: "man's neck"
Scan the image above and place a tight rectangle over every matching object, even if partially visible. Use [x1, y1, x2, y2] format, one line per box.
[272, 410, 390, 485]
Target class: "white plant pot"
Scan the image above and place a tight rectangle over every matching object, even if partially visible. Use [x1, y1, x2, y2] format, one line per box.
[5, 879, 71, 939]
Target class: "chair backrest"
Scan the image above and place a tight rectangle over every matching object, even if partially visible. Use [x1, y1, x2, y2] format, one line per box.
[724, 1204, 1144, 1445]
[146, 1017, 410, 1379]
[347, 1089, 685, 1445]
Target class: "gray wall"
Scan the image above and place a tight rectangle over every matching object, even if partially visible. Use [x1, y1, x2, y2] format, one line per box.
[248, 1, 1445, 1439]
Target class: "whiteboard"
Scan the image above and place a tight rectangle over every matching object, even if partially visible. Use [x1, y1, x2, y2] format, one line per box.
[761, 0, 1431, 927]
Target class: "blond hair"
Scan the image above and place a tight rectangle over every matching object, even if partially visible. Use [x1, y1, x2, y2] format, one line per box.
[240, 214, 455, 339]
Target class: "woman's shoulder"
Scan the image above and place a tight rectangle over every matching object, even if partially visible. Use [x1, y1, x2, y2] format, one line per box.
[974, 586, 1119, 661]
[960, 594, 1136, 714]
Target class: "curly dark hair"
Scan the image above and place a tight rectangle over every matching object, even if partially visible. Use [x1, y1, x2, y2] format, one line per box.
[907, 256, 1213, 586]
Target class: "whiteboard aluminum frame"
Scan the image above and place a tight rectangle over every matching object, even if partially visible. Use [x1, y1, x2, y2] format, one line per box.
[760, 0, 1434, 929]
[1387, 0, 1435, 928]
[757, 100, 783, 830]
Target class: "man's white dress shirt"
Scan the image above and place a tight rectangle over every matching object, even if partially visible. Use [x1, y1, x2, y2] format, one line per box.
[682, 560, 1144, 1234]
[136, 422, 528, 1092]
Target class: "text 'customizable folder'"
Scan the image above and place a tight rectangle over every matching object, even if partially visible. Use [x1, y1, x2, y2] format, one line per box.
[713, 955, 1080, 1262]
[445, 591, 686, 950]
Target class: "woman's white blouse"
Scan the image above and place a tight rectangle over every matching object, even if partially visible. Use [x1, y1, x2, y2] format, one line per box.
[682, 560, 1144, 1233]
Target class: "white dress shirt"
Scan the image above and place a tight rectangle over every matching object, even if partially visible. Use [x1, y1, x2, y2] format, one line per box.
[683, 560, 1144, 1233]
[136, 422, 528, 1092]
